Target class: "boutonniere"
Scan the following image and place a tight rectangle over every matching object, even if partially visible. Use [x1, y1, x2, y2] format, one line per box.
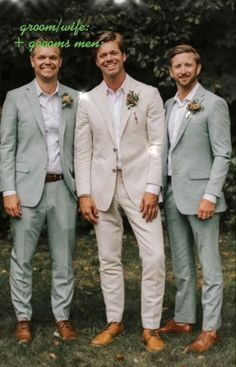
[126, 90, 139, 109]
[61, 92, 73, 109]
[186, 99, 203, 118]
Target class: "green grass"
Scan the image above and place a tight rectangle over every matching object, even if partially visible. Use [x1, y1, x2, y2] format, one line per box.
[0, 229, 235, 367]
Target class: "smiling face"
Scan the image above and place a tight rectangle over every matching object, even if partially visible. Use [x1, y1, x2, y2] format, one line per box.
[169, 52, 201, 91]
[95, 40, 127, 82]
[30, 46, 62, 83]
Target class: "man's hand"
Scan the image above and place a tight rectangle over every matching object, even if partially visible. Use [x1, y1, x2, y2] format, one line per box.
[140, 192, 159, 222]
[197, 198, 215, 220]
[79, 196, 99, 224]
[3, 194, 22, 218]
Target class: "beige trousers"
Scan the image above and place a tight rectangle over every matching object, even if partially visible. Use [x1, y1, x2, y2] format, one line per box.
[94, 172, 165, 329]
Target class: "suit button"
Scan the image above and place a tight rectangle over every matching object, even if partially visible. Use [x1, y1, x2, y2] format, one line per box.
[113, 148, 118, 152]
[112, 169, 116, 173]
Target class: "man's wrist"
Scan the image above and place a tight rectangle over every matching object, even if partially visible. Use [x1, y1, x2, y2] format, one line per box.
[3, 190, 16, 197]
[146, 184, 161, 196]
[203, 193, 217, 204]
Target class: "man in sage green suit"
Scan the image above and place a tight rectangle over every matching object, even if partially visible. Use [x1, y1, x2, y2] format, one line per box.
[159, 45, 231, 353]
[0, 41, 78, 343]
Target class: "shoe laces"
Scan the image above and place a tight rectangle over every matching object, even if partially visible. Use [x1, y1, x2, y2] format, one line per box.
[197, 331, 215, 343]
[149, 329, 160, 338]
[59, 321, 73, 330]
[18, 321, 30, 329]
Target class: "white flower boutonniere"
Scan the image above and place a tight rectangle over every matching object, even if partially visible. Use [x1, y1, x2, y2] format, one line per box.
[186, 99, 203, 119]
[61, 92, 73, 109]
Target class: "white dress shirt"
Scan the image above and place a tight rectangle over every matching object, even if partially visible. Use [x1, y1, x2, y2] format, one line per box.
[167, 82, 216, 203]
[104, 74, 160, 196]
[36, 80, 62, 174]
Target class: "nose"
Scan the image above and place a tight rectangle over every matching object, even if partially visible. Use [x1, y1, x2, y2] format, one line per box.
[180, 65, 187, 74]
[44, 57, 51, 64]
[106, 53, 112, 62]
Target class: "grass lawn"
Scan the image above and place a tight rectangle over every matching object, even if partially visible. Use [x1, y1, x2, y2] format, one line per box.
[0, 227, 235, 367]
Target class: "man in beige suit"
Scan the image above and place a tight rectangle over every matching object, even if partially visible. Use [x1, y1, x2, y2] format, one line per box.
[74, 31, 165, 352]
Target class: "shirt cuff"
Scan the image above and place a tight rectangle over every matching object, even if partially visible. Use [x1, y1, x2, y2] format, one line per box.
[3, 190, 16, 197]
[146, 184, 161, 196]
[203, 193, 217, 204]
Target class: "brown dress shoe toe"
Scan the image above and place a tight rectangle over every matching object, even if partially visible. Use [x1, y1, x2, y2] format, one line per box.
[188, 330, 219, 353]
[15, 320, 32, 344]
[142, 329, 165, 352]
[91, 322, 124, 347]
[54, 320, 77, 341]
[159, 319, 193, 334]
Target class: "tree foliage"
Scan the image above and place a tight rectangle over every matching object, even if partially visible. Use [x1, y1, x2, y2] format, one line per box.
[0, 0, 235, 230]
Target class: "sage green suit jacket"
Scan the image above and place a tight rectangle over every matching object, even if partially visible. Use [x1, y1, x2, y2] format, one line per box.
[163, 84, 231, 214]
[0, 80, 78, 206]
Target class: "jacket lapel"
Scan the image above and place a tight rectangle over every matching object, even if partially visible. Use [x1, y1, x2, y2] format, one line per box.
[164, 98, 175, 151]
[25, 81, 45, 136]
[120, 76, 138, 138]
[171, 84, 206, 151]
[95, 83, 116, 145]
[58, 84, 66, 143]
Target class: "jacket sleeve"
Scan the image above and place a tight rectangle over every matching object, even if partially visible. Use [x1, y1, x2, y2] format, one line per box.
[205, 97, 231, 197]
[0, 92, 18, 192]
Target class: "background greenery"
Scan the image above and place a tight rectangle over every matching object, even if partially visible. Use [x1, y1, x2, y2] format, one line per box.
[0, 0, 235, 232]
[0, 1, 235, 366]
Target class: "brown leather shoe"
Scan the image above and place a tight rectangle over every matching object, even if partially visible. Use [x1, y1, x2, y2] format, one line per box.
[54, 320, 77, 341]
[188, 330, 219, 353]
[159, 319, 193, 334]
[91, 322, 124, 347]
[15, 320, 32, 344]
[142, 329, 165, 352]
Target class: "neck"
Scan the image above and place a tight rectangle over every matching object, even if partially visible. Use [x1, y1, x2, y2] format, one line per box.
[36, 77, 58, 95]
[104, 72, 126, 92]
[177, 81, 198, 101]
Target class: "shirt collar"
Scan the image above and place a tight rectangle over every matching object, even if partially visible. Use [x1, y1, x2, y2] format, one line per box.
[34, 79, 59, 97]
[174, 82, 200, 105]
[103, 73, 129, 95]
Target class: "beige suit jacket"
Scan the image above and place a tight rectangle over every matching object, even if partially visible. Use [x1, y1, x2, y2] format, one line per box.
[74, 74, 165, 211]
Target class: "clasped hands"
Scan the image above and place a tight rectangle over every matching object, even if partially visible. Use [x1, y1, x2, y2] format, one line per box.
[79, 192, 159, 224]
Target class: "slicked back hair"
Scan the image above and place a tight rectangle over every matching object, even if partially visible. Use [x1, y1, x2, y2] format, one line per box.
[93, 31, 126, 59]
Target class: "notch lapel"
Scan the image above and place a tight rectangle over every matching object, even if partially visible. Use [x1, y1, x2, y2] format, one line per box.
[58, 84, 66, 143]
[25, 81, 45, 136]
[120, 96, 132, 138]
[120, 76, 139, 138]
[171, 85, 206, 151]
[95, 84, 116, 145]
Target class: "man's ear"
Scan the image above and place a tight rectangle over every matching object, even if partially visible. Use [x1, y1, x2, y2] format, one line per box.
[123, 52, 127, 62]
[197, 63, 202, 76]
[30, 56, 34, 68]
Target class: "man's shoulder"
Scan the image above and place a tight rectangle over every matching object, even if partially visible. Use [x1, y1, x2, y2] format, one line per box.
[165, 96, 175, 107]
[6, 81, 33, 97]
[60, 84, 79, 98]
[127, 75, 157, 93]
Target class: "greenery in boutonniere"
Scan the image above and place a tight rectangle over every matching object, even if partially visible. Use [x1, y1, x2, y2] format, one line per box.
[61, 93, 73, 109]
[126, 90, 139, 110]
